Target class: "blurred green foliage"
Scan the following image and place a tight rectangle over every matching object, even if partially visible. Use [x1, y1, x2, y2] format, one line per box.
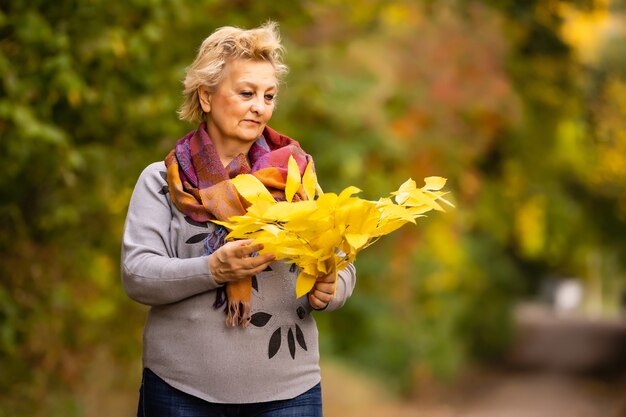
[1, 0, 625, 415]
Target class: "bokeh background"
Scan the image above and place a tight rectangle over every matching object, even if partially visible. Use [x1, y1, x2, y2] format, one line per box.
[1, 1, 626, 416]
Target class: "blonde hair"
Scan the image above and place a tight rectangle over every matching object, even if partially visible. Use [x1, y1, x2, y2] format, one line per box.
[178, 21, 288, 123]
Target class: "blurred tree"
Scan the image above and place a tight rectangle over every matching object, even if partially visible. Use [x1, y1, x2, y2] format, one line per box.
[0, 2, 185, 415]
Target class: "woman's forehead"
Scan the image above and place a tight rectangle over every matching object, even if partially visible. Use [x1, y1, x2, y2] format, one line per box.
[223, 59, 277, 88]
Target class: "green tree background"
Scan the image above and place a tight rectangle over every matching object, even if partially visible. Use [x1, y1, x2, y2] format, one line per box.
[1, 0, 625, 415]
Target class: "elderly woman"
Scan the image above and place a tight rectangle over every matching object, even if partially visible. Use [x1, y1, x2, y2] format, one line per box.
[121, 22, 356, 417]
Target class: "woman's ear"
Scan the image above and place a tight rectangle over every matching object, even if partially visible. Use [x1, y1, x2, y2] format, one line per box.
[198, 86, 212, 113]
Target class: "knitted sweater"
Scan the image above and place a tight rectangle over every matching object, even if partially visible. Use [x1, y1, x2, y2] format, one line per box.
[121, 161, 356, 403]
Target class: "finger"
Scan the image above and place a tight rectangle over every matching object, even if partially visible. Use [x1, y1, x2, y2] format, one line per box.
[309, 292, 332, 310]
[244, 250, 275, 273]
[224, 239, 252, 253]
[249, 253, 275, 268]
[314, 284, 335, 300]
[225, 239, 253, 249]
[238, 242, 265, 257]
[249, 261, 274, 276]
[313, 282, 335, 294]
[317, 272, 335, 283]
[308, 293, 323, 309]
[241, 255, 274, 275]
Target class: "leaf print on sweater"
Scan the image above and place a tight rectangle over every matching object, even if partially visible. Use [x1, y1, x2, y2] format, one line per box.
[287, 328, 296, 359]
[295, 324, 307, 351]
[158, 171, 169, 195]
[268, 328, 281, 359]
[185, 233, 210, 244]
[250, 312, 272, 327]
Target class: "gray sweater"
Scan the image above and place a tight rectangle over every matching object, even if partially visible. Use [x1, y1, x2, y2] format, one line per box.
[121, 161, 356, 403]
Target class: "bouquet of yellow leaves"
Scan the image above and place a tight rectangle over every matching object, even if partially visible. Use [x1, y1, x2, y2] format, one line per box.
[213, 156, 453, 298]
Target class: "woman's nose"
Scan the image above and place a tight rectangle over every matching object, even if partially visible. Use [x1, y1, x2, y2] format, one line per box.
[251, 96, 266, 115]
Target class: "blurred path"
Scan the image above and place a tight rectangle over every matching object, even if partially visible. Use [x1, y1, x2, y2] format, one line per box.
[323, 304, 626, 417]
[414, 369, 626, 417]
[322, 360, 626, 417]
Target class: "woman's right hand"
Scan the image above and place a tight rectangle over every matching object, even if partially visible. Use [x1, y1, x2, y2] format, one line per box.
[209, 239, 275, 285]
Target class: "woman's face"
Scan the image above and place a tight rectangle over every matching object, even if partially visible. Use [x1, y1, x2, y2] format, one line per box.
[200, 59, 278, 150]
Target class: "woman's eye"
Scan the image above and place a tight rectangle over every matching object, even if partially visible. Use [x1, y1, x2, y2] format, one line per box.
[265, 94, 275, 101]
[240, 91, 253, 98]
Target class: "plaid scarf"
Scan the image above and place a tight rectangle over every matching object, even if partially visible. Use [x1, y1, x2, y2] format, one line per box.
[165, 123, 313, 327]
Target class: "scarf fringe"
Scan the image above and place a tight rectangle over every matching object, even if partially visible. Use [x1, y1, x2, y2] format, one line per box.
[226, 300, 251, 328]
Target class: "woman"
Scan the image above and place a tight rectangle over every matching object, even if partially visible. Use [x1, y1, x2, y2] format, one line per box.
[121, 22, 356, 417]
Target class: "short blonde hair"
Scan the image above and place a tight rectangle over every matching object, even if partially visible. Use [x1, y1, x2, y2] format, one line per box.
[178, 21, 288, 123]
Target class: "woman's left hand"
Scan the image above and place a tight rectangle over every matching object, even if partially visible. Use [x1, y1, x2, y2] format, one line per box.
[308, 272, 336, 310]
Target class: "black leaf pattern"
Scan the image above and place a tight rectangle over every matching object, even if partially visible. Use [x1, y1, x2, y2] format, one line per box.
[185, 233, 209, 244]
[287, 328, 296, 359]
[263, 265, 273, 272]
[158, 185, 169, 195]
[268, 328, 281, 359]
[250, 312, 272, 327]
[295, 324, 307, 351]
[159, 171, 167, 181]
[184, 216, 208, 228]
[296, 306, 306, 320]
[251, 276, 258, 292]
[289, 264, 297, 273]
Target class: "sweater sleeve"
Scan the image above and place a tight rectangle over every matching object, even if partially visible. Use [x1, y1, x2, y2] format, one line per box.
[323, 262, 356, 312]
[121, 163, 222, 306]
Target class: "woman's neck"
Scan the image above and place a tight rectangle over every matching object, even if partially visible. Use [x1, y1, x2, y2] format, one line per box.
[204, 125, 253, 167]
[213, 141, 252, 167]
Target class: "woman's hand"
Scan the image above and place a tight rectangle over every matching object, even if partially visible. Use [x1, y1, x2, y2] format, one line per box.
[308, 272, 336, 310]
[209, 239, 275, 285]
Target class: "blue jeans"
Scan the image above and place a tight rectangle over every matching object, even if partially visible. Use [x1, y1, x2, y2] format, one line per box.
[137, 368, 323, 417]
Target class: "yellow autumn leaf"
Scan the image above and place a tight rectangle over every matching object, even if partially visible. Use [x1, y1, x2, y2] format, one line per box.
[313, 228, 343, 251]
[296, 272, 317, 298]
[230, 174, 276, 204]
[302, 159, 317, 200]
[423, 190, 455, 209]
[403, 190, 445, 211]
[423, 176, 447, 191]
[373, 219, 410, 237]
[260, 224, 284, 237]
[285, 155, 301, 202]
[345, 233, 369, 250]
[338, 186, 362, 201]
[377, 200, 417, 223]
[392, 178, 417, 205]
[263, 200, 317, 221]
[223, 221, 269, 239]
[405, 207, 432, 217]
